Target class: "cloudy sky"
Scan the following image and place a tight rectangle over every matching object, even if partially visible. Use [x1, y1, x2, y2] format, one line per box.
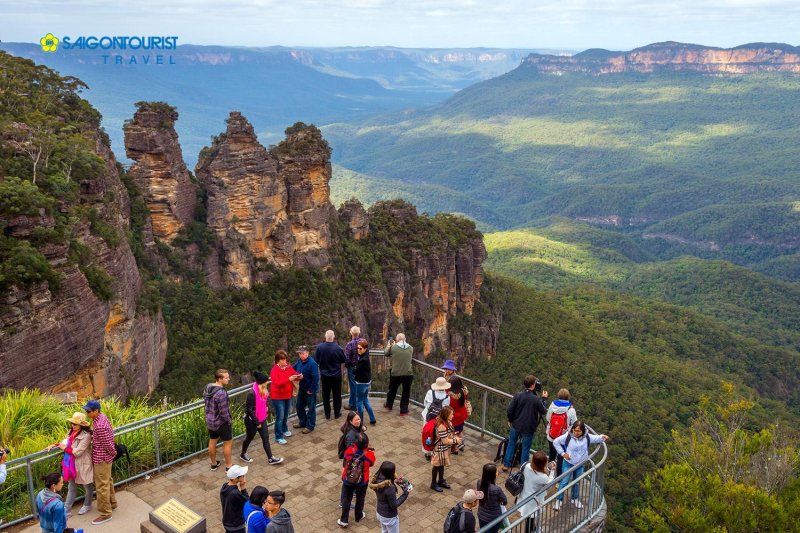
[1, 0, 797, 50]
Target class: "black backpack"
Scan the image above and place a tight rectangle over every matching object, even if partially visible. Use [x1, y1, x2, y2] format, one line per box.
[113, 443, 129, 463]
[443, 503, 468, 533]
[426, 394, 445, 422]
[505, 461, 529, 496]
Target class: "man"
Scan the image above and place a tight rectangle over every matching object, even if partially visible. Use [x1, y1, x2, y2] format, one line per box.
[344, 326, 364, 411]
[205, 369, 233, 471]
[502, 375, 549, 472]
[292, 346, 320, 433]
[84, 399, 117, 525]
[384, 333, 414, 416]
[265, 490, 294, 532]
[0, 449, 8, 483]
[220, 465, 249, 533]
[445, 489, 483, 533]
[314, 330, 346, 419]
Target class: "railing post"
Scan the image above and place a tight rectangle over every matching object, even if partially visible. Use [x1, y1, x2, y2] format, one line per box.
[588, 465, 597, 512]
[26, 459, 37, 518]
[480, 390, 488, 438]
[153, 417, 162, 472]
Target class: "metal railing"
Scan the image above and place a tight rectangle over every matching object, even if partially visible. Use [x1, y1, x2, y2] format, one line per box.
[1, 351, 607, 532]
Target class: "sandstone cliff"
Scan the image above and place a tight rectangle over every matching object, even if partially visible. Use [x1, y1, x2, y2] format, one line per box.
[522, 42, 800, 75]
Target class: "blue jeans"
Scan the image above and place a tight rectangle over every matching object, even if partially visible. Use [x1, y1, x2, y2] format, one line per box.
[295, 391, 317, 430]
[347, 367, 357, 408]
[503, 428, 533, 468]
[355, 383, 375, 423]
[556, 460, 584, 501]
[272, 399, 291, 440]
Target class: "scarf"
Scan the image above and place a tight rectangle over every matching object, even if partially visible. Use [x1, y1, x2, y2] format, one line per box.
[61, 429, 78, 482]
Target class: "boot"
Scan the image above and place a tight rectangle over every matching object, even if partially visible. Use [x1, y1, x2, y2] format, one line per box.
[431, 468, 444, 492]
[438, 479, 451, 489]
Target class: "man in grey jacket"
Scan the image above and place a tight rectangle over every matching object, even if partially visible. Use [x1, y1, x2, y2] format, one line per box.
[383, 333, 414, 416]
[265, 490, 294, 532]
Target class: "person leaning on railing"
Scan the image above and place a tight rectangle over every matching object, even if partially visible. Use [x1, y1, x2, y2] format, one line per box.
[552, 420, 609, 511]
[0, 447, 7, 483]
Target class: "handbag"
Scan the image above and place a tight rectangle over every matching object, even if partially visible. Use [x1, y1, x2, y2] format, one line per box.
[505, 462, 528, 496]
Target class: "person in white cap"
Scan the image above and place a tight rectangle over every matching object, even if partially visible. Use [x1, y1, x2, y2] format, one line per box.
[444, 488, 483, 533]
[220, 465, 249, 533]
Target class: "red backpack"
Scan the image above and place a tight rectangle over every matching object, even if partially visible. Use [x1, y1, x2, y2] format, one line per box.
[422, 419, 438, 451]
[549, 411, 569, 439]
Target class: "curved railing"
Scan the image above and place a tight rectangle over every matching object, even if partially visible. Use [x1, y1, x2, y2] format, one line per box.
[0, 351, 607, 531]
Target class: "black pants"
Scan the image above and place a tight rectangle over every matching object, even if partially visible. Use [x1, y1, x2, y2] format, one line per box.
[548, 441, 564, 476]
[524, 514, 540, 533]
[321, 375, 343, 419]
[385, 375, 413, 413]
[241, 418, 272, 459]
[340, 482, 367, 523]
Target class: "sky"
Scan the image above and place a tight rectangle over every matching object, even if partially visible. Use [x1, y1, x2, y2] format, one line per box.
[0, 0, 798, 51]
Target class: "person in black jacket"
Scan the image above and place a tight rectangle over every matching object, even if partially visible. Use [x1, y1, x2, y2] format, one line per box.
[476, 463, 508, 533]
[314, 330, 346, 420]
[502, 375, 549, 472]
[220, 465, 249, 533]
[241, 372, 283, 465]
[354, 339, 377, 425]
[369, 461, 410, 533]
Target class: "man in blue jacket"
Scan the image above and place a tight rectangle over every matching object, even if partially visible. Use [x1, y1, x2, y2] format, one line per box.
[293, 345, 320, 433]
[502, 374, 548, 471]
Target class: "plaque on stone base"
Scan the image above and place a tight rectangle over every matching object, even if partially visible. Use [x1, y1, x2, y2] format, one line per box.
[148, 498, 206, 533]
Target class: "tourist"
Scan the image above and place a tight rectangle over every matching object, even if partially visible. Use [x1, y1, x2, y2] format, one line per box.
[519, 451, 550, 533]
[0, 449, 7, 484]
[444, 489, 483, 533]
[243, 485, 270, 533]
[36, 472, 67, 533]
[553, 420, 609, 511]
[338, 433, 376, 527]
[545, 388, 577, 477]
[220, 465, 249, 533]
[476, 463, 508, 533]
[265, 490, 295, 532]
[204, 369, 233, 471]
[383, 333, 414, 416]
[502, 375, 548, 472]
[240, 371, 283, 465]
[354, 339, 376, 426]
[292, 345, 320, 434]
[83, 399, 117, 525]
[45, 412, 94, 516]
[431, 405, 461, 492]
[441, 359, 457, 379]
[315, 330, 346, 419]
[344, 326, 365, 410]
[422, 377, 451, 422]
[447, 376, 469, 453]
[370, 461, 411, 533]
[270, 350, 302, 445]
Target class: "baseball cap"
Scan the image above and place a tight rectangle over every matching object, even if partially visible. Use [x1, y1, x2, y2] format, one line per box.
[463, 489, 484, 503]
[296, 345, 309, 353]
[82, 399, 101, 412]
[226, 465, 248, 479]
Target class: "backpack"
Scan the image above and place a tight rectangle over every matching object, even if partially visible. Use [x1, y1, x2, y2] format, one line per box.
[426, 394, 445, 422]
[548, 411, 569, 439]
[343, 450, 366, 484]
[504, 461, 528, 496]
[422, 419, 438, 451]
[337, 432, 348, 460]
[114, 443, 129, 463]
[443, 503, 468, 533]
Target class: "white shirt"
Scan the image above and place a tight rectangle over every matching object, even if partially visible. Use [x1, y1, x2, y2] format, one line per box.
[421, 389, 451, 421]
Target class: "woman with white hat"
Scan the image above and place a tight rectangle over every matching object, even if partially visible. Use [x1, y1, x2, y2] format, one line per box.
[45, 412, 94, 516]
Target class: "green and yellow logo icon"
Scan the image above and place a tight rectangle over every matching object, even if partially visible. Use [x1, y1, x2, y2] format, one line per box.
[40, 33, 59, 52]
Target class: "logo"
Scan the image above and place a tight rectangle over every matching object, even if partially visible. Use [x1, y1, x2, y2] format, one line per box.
[40, 33, 59, 52]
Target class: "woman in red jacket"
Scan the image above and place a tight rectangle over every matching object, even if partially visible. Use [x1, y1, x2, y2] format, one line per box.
[270, 350, 301, 445]
[448, 376, 469, 454]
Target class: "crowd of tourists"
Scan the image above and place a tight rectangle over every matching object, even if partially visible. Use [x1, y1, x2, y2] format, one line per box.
[30, 325, 608, 533]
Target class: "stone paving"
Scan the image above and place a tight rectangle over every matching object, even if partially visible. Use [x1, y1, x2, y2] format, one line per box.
[128, 404, 503, 532]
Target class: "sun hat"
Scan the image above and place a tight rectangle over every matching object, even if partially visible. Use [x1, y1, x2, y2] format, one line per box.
[431, 377, 452, 391]
[463, 489, 485, 503]
[441, 360, 457, 371]
[226, 465, 249, 479]
[67, 412, 91, 427]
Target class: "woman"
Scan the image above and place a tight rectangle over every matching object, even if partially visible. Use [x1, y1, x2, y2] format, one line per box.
[338, 433, 376, 527]
[447, 376, 469, 454]
[243, 486, 270, 533]
[441, 360, 457, 379]
[421, 377, 451, 422]
[339, 411, 367, 456]
[46, 412, 93, 517]
[36, 472, 67, 533]
[552, 420, 609, 511]
[475, 463, 508, 533]
[519, 451, 550, 533]
[241, 371, 284, 465]
[369, 461, 410, 533]
[545, 388, 577, 478]
[269, 350, 302, 445]
[431, 405, 461, 492]
[354, 339, 376, 425]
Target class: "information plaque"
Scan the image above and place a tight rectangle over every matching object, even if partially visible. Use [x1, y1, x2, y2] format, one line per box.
[148, 498, 206, 533]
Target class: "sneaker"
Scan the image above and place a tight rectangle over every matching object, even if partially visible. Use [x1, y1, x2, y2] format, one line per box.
[399, 411, 410, 416]
[572, 499, 584, 509]
[283, 430, 293, 437]
[225, 466, 230, 472]
[501, 465, 509, 472]
[276, 438, 288, 445]
[91, 516, 112, 525]
[210, 460, 221, 471]
[302, 428, 313, 434]
[268, 456, 284, 465]
[554, 500, 562, 511]
[337, 519, 349, 528]
[240, 453, 253, 463]
[78, 505, 91, 515]
[357, 511, 366, 522]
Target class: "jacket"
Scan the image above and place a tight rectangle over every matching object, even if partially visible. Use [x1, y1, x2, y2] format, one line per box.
[553, 432, 605, 467]
[449, 389, 469, 427]
[353, 353, 371, 384]
[36, 488, 66, 533]
[204, 383, 231, 430]
[220, 483, 249, 531]
[545, 400, 577, 442]
[314, 342, 345, 377]
[385, 341, 413, 376]
[370, 473, 409, 519]
[269, 364, 299, 401]
[519, 465, 549, 517]
[245, 388, 269, 425]
[506, 389, 548, 433]
[475, 481, 508, 524]
[292, 357, 320, 395]
[342, 445, 376, 486]
[64, 428, 93, 485]
[265, 508, 294, 532]
[344, 337, 364, 368]
[243, 501, 269, 533]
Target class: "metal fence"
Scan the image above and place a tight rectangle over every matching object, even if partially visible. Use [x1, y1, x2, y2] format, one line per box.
[1, 352, 606, 531]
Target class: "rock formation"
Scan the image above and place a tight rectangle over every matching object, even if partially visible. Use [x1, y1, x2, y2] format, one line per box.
[338, 198, 370, 240]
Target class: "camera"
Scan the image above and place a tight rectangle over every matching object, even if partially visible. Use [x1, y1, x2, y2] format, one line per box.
[0, 447, 9, 457]
[534, 379, 542, 394]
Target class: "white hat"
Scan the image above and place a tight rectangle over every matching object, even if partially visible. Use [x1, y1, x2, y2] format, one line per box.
[226, 465, 248, 479]
[431, 377, 452, 391]
[463, 489, 484, 503]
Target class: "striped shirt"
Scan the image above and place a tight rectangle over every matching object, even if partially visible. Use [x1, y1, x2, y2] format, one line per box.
[91, 413, 116, 464]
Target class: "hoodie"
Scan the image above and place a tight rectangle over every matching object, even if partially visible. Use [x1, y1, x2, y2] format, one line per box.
[265, 507, 294, 532]
[36, 488, 66, 533]
[545, 400, 577, 442]
[220, 483, 249, 531]
[204, 383, 231, 430]
[369, 473, 409, 518]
